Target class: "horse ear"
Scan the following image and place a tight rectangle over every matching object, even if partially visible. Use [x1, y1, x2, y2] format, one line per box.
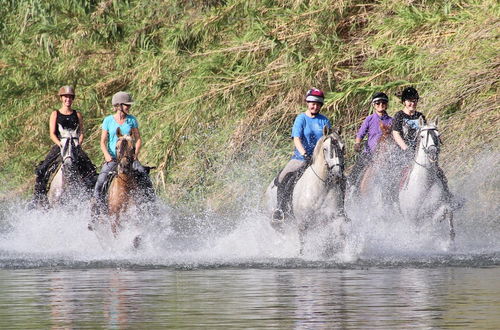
[116, 127, 122, 137]
[434, 117, 439, 126]
[418, 116, 425, 127]
[323, 125, 331, 136]
[57, 123, 65, 135]
[335, 126, 341, 135]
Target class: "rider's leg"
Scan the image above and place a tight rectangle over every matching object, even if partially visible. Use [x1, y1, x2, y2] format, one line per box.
[436, 166, 452, 200]
[132, 160, 155, 202]
[89, 161, 116, 227]
[273, 159, 307, 221]
[76, 147, 97, 190]
[32, 145, 60, 206]
[93, 161, 117, 202]
[350, 152, 371, 188]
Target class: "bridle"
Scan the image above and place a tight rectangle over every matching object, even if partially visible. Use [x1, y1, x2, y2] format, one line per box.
[310, 135, 344, 185]
[414, 127, 440, 168]
[116, 137, 135, 175]
[60, 135, 79, 163]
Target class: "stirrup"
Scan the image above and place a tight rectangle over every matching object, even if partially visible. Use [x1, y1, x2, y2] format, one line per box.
[272, 209, 285, 223]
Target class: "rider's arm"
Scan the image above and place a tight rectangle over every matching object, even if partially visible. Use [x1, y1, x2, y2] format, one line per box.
[49, 111, 60, 146]
[77, 111, 84, 145]
[293, 137, 307, 157]
[354, 116, 369, 151]
[131, 127, 142, 160]
[391, 112, 408, 150]
[392, 130, 408, 151]
[100, 129, 113, 162]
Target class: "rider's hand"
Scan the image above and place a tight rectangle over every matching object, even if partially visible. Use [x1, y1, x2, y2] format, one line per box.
[104, 154, 113, 162]
[354, 143, 361, 152]
[303, 153, 312, 163]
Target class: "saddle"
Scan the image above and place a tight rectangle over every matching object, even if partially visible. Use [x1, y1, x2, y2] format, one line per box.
[101, 170, 118, 202]
[100, 167, 155, 202]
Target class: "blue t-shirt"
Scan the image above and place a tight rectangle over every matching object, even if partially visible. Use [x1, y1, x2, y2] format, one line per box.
[102, 114, 139, 158]
[291, 113, 331, 160]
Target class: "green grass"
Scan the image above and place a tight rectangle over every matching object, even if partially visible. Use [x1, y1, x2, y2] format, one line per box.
[0, 0, 498, 212]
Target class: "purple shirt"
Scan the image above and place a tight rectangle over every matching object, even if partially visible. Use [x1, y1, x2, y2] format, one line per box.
[356, 113, 393, 154]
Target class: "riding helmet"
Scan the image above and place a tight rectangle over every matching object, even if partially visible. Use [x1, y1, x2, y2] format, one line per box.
[305, 88, 325, 104]
[371, 92, 389, 103]
[401, 87, 419, 102]
[58, 86, 75, 97]
[112, 91, 134, 106]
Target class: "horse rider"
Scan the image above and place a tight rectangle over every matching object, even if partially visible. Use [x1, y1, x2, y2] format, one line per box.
[272, 88, 332, 222]
[31, 86, 96, 207]
[391, 86, 453, 201]
[92, 91, 154, 214]
[350, 92, 393, 188]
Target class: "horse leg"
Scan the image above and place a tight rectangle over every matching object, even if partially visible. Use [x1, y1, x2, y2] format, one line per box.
[298, 221, 307, 256]
[111, 213, 121, 237]
[359, 166, 373, 195]
[445, 208, 455, 249]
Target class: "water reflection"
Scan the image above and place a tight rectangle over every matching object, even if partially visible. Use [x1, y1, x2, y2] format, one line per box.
[0, 267, 499, 328]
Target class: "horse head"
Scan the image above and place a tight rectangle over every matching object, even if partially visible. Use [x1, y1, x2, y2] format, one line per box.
[115, 127, 136, 175]
[417, 117, 441, 163]
[379, 122, 392, 138]
[58, 124, 80, 176]
[312, 126, 345, 178]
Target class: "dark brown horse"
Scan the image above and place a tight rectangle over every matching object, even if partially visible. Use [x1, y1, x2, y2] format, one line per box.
[107, 131, 138, 235]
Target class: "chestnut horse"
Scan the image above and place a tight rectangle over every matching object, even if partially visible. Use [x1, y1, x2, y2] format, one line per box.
[106, 131, 138, 236]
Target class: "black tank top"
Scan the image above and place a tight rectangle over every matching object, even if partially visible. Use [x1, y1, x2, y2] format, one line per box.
[55, 110, 79, 138]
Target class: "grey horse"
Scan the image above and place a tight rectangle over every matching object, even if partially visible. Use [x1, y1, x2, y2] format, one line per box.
[265, 127, 349, 255]
[399, 118, 455, 247]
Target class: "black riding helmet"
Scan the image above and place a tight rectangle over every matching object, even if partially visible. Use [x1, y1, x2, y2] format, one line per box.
[372, 92, 389, 103]
[401, 87, 419, 102]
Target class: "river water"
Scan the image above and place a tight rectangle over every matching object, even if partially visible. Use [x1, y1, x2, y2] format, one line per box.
[0, 153, 498, 328]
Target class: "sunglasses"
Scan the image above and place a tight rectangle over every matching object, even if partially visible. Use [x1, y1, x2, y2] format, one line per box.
[373, 101, 388, 105]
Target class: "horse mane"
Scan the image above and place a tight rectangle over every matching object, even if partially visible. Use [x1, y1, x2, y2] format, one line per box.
[311, 131, 342, 163]
[312, 135, 328, 163]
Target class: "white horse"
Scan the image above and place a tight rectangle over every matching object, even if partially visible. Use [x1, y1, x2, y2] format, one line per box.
[47, 124, 82, 206]
[265, 127, 348, 254]
[399, 118, 455, 245]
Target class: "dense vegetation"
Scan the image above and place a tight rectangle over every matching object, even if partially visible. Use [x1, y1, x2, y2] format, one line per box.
[0, 0, 498, 213]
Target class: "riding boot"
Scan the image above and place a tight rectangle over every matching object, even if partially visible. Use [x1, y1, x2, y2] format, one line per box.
[273, 171, 296, 222]
[272, 181, 287, 222]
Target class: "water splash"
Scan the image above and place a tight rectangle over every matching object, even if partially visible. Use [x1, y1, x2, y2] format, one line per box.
[0, 152, 498, 269]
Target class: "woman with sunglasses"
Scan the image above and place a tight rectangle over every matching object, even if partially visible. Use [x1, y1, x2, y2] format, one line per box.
[31, 86, 96, 207]
[350, 92, 393, 188]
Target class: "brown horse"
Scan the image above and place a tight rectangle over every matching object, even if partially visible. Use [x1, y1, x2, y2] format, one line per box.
[107, 131, 138, 236]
